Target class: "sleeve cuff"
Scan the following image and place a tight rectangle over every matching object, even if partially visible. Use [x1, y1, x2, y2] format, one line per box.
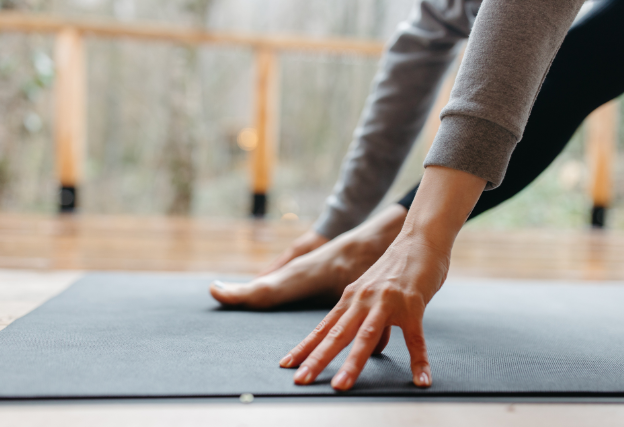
[423, 115, 517, 189]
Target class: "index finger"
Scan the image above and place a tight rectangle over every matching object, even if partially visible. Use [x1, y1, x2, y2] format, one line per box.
[279, 301, 349, 369]
[331, 309, 389, 391]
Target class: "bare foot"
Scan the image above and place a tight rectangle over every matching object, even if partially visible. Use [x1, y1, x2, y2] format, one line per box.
[209, 205, 407, 309]
[257, 230, 329, 276]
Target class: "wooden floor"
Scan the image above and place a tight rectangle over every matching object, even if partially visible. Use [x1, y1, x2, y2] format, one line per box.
[1, 213, 624, 427]
[2, 212, 624, 279]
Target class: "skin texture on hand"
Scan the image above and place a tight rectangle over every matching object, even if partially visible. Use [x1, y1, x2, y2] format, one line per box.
[279, 166, 487, 390]
[258, 230, 330, 276]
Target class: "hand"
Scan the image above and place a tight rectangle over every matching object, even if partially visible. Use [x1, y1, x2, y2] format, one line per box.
[279, 166, 487, 390]
[278, 232, 449, 389]
[258, 230, 329, 276]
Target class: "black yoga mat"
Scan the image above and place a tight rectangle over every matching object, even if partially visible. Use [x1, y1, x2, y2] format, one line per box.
[1, 273, 624, 399]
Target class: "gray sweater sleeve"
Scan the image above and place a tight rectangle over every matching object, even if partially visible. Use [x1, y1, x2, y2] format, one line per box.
[314, 0, 479, 239]
[424, 0, 586, 189]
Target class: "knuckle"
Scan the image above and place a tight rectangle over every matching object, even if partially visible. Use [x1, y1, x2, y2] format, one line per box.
[340, 363, 358, 375]
[342, 284, 357, 298]
[294, 341, 308, 354]
[406, 333, 426, 349]
[358, 324, 377, 341]
[304, 354, 322, 369]
[410, 292, 427, 309]
[313, 319, 327, 334]
[327, 324, 345, 340]
[379, 283, 400, 298]
[356, 285, 376, 300]
[334, 299, 350, 312]
[403, 293, 426, 314]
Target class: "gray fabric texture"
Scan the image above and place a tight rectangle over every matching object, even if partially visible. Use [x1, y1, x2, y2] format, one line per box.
[423, 115, 516, 186]
[314, 0, 479, 239]
[315, 0, 587, 238]
[1, 273, 624, 399]
[425, 0, 585, 189]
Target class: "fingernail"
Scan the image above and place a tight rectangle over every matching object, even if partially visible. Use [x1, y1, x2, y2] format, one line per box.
[212, 280, 226, 290]
[294, 366, 312, 384]
[332, 371, 352, 390]
[415, 372, 430, 387]
[280, 353, 293, 368]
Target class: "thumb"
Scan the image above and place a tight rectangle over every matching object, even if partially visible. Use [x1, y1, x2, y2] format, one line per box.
[403, 322, 431, 388]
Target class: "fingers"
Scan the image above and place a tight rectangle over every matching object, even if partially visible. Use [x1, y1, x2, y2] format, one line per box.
[290, 308, 366, 386]
[372, 326, 391, 355]
[331, 310, 388, 391]
[279, 303, 349, 369]
[403, 321, 431, 388]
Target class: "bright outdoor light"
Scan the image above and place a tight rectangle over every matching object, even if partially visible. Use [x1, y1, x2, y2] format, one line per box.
[237, 128, 258, 151]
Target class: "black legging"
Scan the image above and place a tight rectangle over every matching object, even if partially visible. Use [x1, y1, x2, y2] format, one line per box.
[398, 0, 624, 221]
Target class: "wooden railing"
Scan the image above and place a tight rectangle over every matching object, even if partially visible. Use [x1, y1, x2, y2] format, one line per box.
[0, 12, 619, 225]
[0, 12, 384, 215]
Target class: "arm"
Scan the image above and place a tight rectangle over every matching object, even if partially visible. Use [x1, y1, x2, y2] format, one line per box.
[261, 0, 475, 275]
[261, 0, 477, 275]
[281, 0, 586, 390]
[425, 0, 586, 188]
[314, 0, 478, 240]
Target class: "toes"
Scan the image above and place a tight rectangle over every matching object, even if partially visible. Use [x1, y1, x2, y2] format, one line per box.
[209, 280, 243, 305]
[209, 280, 274, 308]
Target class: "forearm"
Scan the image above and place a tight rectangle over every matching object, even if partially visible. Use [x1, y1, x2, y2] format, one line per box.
[314, 0, 476, 240]
[425, 0, 585, 189]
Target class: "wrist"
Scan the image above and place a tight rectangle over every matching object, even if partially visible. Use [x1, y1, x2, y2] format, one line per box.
[400, 166, 486, 251]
